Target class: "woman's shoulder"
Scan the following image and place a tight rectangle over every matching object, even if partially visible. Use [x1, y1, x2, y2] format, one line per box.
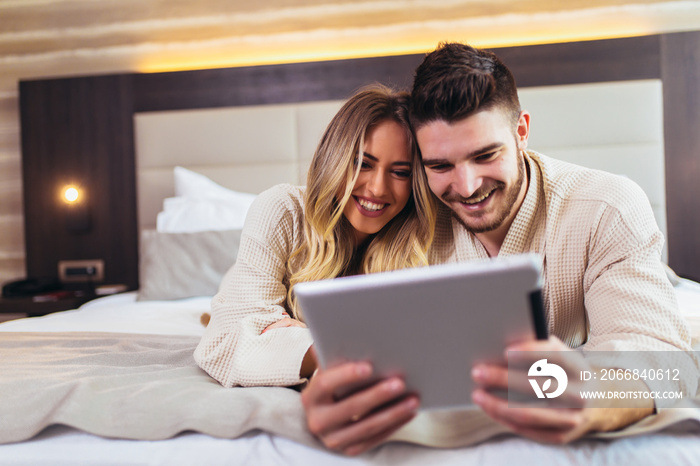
[244, 184, 306, 239]
[254, 183, 306, 208]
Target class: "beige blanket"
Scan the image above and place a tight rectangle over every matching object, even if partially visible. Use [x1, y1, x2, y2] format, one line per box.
[0, 332, 317, 446]
[1, 332, 699, 447]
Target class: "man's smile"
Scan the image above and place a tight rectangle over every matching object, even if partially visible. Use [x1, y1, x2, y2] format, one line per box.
[461, 187, 497, 205]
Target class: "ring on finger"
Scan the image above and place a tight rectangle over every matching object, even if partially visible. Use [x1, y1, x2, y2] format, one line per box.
[350, 413, 361, 422]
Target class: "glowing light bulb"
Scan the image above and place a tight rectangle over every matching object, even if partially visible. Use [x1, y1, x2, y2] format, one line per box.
[64, 186, 80, 203]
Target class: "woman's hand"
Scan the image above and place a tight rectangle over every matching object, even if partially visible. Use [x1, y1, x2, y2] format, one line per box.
[262, 313, 307, 333]
[301, 362, 419, 456]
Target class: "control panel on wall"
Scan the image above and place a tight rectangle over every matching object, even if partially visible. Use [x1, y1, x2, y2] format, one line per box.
[58, 259, 105, 283]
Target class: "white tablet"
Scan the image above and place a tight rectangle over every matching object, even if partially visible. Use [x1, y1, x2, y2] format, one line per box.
[294, 253, 547, 410]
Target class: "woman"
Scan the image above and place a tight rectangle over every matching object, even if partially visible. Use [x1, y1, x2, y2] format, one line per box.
[194, 85, 435, 389]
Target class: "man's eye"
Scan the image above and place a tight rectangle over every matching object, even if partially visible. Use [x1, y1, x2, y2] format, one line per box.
[475, 152, 497, 162]
[426, 164, 451, 172]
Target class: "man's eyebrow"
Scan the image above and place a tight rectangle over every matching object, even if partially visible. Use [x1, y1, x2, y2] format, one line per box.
[362, 152, 411, 167]
[422, 142, 504, 165]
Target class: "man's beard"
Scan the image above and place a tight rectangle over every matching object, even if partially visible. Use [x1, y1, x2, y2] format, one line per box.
[443, 153, 526, 234]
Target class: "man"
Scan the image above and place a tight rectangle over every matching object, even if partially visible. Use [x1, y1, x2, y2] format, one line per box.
[301, 43, 696, 455]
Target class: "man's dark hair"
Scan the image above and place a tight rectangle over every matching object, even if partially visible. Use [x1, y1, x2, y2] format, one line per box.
[410, 42, 521, 130]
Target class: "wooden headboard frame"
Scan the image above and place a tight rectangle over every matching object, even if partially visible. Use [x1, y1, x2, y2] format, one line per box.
[19, 32, 700, 289]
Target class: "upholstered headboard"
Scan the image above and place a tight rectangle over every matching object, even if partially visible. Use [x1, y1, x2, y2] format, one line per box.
[133, 80, 668, 262]
[133, 100, 343, 230]
[19, 33, 700, 288]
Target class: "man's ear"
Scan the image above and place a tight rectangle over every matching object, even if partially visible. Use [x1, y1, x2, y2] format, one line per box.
[516, 111, 530, 150]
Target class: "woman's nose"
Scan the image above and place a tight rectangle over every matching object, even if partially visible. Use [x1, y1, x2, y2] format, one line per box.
[367, 169, 389, 197]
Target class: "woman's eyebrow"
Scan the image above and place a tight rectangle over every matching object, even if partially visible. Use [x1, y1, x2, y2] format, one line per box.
[363, 152, 411, 167]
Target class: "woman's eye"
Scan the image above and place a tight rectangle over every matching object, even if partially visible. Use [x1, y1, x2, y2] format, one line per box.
[353, 158, 372, 169]
[393, 170, 411, 179]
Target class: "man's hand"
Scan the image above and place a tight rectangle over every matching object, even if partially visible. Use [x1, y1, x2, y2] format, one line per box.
[471, 337, 654, 444]
[301, 362, 419, 456]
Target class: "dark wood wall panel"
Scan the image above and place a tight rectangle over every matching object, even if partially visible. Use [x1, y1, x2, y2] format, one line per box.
[661, 31, 700, 282]
[20, 74, 139, 289]
[133, 54, 425, 112]
[494, 35, 661, 87]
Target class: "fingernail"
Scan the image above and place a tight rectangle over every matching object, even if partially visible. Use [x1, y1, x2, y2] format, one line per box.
[386, 378, 404, 393]
[471, 366, 483, 380]
[356, 363, 371, 377]
[404, 396, 419, 411]
[472, 390, 485, 404]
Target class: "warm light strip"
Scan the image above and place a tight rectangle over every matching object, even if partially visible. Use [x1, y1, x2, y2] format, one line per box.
[1, 2, 699, 77]
[134, 2, 700, 73]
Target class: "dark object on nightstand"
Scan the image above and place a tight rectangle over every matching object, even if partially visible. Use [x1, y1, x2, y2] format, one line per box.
[1, 278, 96, 317]
[2, 277, 61, 298]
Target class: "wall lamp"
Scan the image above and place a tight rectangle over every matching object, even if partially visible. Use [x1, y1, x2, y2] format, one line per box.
[61, 184, 91, 233]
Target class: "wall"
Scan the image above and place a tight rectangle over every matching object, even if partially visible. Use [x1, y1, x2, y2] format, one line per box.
[2, 0, 700, 284]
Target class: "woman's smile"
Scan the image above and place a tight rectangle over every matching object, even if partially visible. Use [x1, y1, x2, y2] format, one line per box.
[354, 195, 389, 216]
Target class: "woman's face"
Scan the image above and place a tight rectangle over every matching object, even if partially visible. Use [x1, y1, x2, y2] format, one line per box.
[343, 119, 413, 244]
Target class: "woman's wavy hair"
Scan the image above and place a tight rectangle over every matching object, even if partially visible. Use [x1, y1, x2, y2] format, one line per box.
[287, 84, 437, 320]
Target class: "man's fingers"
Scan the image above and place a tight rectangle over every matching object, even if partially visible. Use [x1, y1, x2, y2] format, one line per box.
[302, 362, 373, 407]
[472, 364, 508, 389]
[472, 389, 584, 431]
[314, 377, 411, 435]
[322, 395, 419, 454]
[305, 375, 409, 436]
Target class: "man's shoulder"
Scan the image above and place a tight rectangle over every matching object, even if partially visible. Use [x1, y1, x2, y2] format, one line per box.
[530, 151, 648, 211]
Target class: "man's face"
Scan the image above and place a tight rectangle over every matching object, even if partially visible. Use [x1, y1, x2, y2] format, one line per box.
[416, 107, 530, 237]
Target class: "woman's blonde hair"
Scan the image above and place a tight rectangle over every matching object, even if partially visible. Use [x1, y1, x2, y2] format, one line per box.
[287, 84, 437, 319]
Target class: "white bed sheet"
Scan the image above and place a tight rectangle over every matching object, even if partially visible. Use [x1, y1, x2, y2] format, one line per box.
[0, 292, 209, 336]
[676, 278, 700, 316]
[2, 422, 699, 466]
[1, 285, 700, 466]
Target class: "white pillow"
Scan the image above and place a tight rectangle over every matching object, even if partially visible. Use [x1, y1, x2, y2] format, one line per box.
[157, 197, 252, 232]
[174, 166, 254, 201]
[157, 167, 257, 233]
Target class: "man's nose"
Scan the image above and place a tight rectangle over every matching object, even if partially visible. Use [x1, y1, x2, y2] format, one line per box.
[453, 163, 482, 198]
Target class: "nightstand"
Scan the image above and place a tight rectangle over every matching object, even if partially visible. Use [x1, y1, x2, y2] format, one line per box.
[0, 294, 95, 321]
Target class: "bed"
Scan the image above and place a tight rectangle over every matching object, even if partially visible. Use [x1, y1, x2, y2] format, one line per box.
[6, 34, 700, 464]
[0, 267, 699, 465]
